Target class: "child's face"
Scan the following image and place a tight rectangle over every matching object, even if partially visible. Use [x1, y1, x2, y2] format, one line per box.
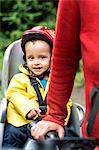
[25, 40, 51, 76]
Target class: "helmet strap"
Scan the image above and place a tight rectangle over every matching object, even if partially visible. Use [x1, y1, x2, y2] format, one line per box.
[23, 63, 50, 79]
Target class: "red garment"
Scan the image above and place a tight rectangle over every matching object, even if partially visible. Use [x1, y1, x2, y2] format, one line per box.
[44, 0, 99, 138]
[95, 146, 99, 150]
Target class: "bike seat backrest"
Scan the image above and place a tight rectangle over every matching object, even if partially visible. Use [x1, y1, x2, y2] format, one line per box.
[0, 39, 24, 147]
[1, 39, 24, 97]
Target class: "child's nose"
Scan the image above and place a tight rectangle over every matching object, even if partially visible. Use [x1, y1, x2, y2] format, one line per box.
[34, 59, 40, 65]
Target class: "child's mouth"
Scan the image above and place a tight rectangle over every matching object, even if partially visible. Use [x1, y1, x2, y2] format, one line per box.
[33, 67, 42, 71]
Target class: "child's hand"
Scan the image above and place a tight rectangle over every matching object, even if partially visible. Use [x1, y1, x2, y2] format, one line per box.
[27, 108, 41, 119]
[39, 113, 46, 119]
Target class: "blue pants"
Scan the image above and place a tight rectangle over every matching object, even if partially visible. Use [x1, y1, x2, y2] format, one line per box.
[3, 123, 28, 148]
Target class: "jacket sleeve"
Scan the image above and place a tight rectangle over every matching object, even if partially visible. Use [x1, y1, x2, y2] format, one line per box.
[6, 73, 39, 119]
[44, 0, 81, 126]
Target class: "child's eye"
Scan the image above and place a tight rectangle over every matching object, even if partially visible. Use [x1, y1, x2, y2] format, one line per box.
[40, 56, 46, 59]
[28, 57, 34, 60]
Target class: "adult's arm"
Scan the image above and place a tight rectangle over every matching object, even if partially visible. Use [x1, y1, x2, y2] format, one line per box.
[44, 0, 81, 126]
[44, 0, 99, 139]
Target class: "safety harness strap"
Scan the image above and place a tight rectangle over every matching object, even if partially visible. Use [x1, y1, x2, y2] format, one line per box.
[87, 84, 99, 135]
[29, 77, 47, 107]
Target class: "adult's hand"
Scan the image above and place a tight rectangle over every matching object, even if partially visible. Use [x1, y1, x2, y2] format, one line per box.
[31, 120, 64, 141]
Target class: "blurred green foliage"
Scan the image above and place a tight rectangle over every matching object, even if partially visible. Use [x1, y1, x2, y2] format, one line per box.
[0, 32, 13, 53]
[0, 0, 58, 43]
[0, 51, 3, 71]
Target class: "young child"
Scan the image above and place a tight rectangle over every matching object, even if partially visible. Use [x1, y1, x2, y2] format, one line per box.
[3, 26, 72, 148]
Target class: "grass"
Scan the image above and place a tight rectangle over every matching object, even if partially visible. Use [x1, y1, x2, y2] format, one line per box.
[74, 60, 84, 87]
[75, 71, 84, 87]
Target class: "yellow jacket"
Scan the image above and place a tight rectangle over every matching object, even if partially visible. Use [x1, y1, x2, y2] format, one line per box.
[6, 64, 72, 127]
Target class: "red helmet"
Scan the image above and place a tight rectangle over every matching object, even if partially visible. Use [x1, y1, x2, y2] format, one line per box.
[21, 26, 55, 53]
